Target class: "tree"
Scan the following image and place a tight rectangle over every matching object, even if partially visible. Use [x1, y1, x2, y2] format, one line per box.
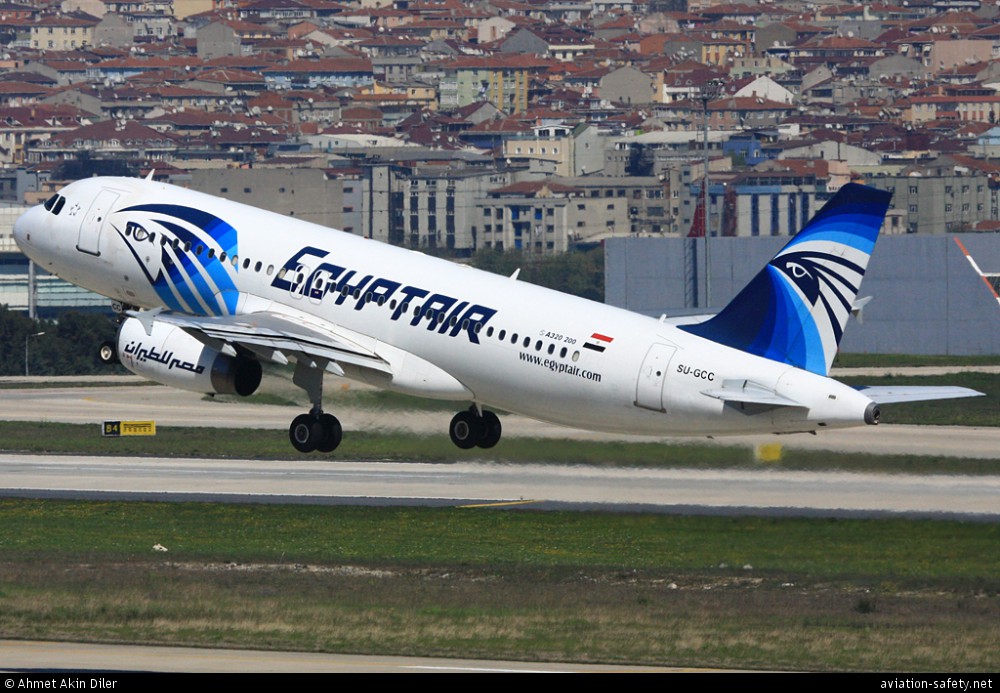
[0, 307, 121, 376]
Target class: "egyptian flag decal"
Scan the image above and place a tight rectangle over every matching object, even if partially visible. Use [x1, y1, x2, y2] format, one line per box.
[584, 332, 614, 353]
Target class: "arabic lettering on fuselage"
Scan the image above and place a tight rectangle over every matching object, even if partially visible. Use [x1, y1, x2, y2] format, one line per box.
[123, 341, 205, 374]
[271, 246, 497, 344]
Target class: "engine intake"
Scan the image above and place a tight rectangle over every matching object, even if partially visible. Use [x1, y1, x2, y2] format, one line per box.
[116, 316, 261, 397]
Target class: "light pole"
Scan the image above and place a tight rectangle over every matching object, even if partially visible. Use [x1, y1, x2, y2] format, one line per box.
[24, 331, 45, 377]
[699, 79, 722, 308]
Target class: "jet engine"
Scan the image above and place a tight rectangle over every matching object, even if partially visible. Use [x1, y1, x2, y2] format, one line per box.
[115, 316, 261, 397]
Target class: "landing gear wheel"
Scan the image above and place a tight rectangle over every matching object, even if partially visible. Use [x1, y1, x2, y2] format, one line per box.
[449, 410, 484, 449]
[98, 341, 118, 365]
[289, 413, 319, 453]
[289, 412, 342, 453]
[316, 413, 343, 453]
[477, 411, 502, 449]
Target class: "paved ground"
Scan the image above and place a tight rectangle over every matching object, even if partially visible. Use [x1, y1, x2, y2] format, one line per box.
[2, 453, 997, 518]
[0, 376, 997, 458]
[0, 640, 685, 673]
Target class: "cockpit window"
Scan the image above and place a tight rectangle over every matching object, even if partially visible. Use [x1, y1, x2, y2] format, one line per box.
[43, 194, 66, 215]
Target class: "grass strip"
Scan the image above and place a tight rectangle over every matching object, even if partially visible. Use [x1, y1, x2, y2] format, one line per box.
[0, 420, 996, 474]
[0, 500, 996, 671]
[839, 371, 1000, 427]
[832, 353, 1000, 368]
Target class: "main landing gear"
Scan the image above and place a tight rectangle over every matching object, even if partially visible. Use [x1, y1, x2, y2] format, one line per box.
[289, 409, 342, 453]
[449, 405, 502, 449]
[285, 360, 501, 454]
[288, 360, 343, 454]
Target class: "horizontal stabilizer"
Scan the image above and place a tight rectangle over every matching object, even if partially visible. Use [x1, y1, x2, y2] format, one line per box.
[856, 386, 985, 404]
[701, 379, 804, 407]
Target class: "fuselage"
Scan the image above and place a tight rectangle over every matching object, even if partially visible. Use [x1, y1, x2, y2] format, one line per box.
[14, 176, 876, 436]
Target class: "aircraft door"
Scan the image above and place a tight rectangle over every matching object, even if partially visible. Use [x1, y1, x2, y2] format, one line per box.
[286, 264, 310, 300]
[77, 189, 120, 256]
[635, 343, 677, 412]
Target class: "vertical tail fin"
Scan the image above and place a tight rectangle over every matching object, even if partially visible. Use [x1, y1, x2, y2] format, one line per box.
[679, 183, 892, 376]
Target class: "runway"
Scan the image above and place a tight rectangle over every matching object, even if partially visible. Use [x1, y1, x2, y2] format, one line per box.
[1, 378, 999, 458]
[2, 453, 998, 519]
[0, 378, 997, 519]
[0, 379, 996, 672]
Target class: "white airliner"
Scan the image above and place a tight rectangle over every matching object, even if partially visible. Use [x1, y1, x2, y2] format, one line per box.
[13, 176, 981, 453]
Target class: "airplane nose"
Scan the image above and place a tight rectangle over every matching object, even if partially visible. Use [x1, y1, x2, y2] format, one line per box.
[13, 204, 41, 249]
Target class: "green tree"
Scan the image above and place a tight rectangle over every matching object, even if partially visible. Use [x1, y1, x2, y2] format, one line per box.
[0, 307, 120, 376]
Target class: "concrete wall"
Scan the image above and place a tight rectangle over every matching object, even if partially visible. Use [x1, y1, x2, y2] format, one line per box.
[606, 234, 1000, 356]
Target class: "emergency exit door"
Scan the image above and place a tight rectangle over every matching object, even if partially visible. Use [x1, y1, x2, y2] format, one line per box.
[635, 343, 677, 412]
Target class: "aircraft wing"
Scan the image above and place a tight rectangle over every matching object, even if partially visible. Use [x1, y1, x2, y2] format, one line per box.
[145, 310, 393, 376]
[855, 386, 985, 404]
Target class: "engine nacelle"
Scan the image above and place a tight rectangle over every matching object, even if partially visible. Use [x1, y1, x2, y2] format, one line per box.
[116, 316, 262, 397]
